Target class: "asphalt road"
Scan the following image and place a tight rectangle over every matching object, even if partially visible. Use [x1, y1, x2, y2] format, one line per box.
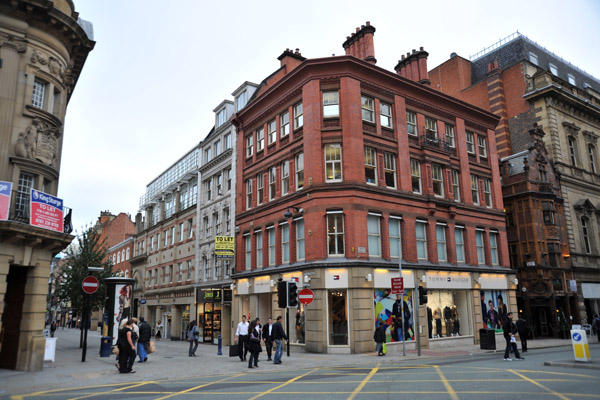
[6, 346, 599, 400]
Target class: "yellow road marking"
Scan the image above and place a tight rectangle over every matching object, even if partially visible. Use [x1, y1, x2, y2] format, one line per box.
[347, 362, 380, 400]
[248, 367, 320, 400]
[509, 369, 571, 400]
[434, 365, 460, 400]
[153, 373, 245, 400]
[114, 381, 158, 392]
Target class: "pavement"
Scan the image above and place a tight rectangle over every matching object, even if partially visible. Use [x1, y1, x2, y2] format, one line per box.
[0, 328, 597, 397]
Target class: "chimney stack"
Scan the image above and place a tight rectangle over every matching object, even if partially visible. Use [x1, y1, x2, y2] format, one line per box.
[277, 48, 306, 74]
[395, 46, 430, 85]
[342, 21, 376, 64]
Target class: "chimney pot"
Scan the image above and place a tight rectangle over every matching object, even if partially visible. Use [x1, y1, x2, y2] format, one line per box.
[407, 52, 410, 57]
[361, 25, 365, 29]
[356, 27, 360, 32]
[366, 21, 370, 25]
[401, 55, 405, 60]
[420, 46, 424, 51]
[412, 49, 416, 54]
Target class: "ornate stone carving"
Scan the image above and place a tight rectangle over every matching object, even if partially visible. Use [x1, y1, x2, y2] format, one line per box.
[14, 118, 61, 167]
[582, 130, 598, 144]
[562, 121, 580, 136]
[0, 33, 27, 53]
[31, 50, 66, 82]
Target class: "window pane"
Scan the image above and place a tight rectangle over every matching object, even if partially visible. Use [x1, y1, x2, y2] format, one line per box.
[367, 215, 381, 256]
[389, 218, 401, 258]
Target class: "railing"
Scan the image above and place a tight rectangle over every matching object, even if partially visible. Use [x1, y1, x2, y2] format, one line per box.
[419, 135, 455, 154]
[5, 189, 73, 233]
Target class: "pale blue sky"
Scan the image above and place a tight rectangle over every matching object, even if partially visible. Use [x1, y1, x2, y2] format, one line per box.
[59, 0, 600, 232]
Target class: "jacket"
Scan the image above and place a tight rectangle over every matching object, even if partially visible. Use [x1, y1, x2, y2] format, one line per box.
[272, 321, 287, 341]
[138, 321, 152, 343]
[515, 318, 528, 337]
[502, 318, 517, 339]
[262, 324, 273, 341]
[373, 325, 387, 344]
[488, 310, 500, 328]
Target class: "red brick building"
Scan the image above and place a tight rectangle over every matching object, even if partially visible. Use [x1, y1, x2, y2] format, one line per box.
[93, 211, 135, 272]
[232, 23, 512, 354]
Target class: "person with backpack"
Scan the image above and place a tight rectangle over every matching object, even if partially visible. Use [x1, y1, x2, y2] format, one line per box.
[188, 320, 200, 357]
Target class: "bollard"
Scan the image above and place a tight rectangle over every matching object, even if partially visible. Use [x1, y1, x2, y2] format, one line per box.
[217, 334, 223, 356]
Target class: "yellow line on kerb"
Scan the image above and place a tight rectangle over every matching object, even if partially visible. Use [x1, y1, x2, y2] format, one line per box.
[154, 373, 245, 400]
[347, 363, 380, 400]
[509, 369, 571, 400]
[249, 367, 320, 400]
[434, 365, 460, 400]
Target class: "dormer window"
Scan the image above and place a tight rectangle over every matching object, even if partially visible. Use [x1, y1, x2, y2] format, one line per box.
[236, 91, 247, 110]
[549, 63, 558, 75]
[217, 109, 227, 127]
[567, 74, 576, 86]
[529, 52, 538, 66]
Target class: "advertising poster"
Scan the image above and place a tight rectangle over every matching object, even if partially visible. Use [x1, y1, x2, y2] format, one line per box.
[30, 189, 63, 232]
[479, 289, 508, 330]
[0, 181, 12, 221]
[112, 284, 132, 345]
[374, 288, 414, 342]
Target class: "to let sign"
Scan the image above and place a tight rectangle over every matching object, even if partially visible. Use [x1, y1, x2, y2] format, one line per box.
[0, 181, 12, 221]
[391, 277, 404, 294]
[30, 190, 63, 233]
[298, 288, 314, 305]
[82, 276, 99, 294]
[214, 236, 235, 259]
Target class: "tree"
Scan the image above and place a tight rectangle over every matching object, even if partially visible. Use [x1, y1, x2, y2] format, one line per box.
[55, 227, 114, 316]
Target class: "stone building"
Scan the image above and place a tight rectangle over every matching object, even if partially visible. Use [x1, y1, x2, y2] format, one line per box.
[231, 23, 512, 354]
[429, 32, 600, 324]
[131, 147, 199, 340]
[0, 0, 94, 370]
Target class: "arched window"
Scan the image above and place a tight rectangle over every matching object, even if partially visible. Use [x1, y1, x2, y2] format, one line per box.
[581, 217, 592, 254]
[588, 144, 597, 174]
[568, 136, 578, 167]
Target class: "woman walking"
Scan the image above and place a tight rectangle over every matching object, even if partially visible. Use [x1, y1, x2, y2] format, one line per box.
[117, 319, 136, 373]
[155, 320, 163, 341]
[247, 319, 261, 368]
[188, 320, 199, 357]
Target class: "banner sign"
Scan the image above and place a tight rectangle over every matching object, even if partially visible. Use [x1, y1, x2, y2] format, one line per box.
[215, 236, 234, 259]
[30, 189, 63, 232]
[112, 284, 132, 345]
[0, 181, 12, 221]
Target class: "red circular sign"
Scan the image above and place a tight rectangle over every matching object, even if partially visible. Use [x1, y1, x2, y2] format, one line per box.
[82, 276, 99, 294]
[298, 288, 314, 305]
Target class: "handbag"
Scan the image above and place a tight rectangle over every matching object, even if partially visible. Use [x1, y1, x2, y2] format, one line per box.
[229, 345, 240, 357]
[112, 346, 119, 355]
[382, 342, 388, 355]
[148, 340, 156, 353]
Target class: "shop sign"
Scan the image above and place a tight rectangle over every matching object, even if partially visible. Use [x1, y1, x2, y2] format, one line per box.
[214, 236, 234, 259]
[0, 181, 12, 221]
[569, 280, 577, 292]
[425, 272, 471, 289]
[139, 299, 147, 304]
[198, 289, 222, 302]
[223, 289, 232, 302]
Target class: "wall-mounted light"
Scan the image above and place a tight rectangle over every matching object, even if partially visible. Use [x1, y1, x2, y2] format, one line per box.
[475, 277, 481, 284]
[365, 273, 372, 282]
[246, 282, 251, 288]
[421, 275, 427, 283]
[270, 279, 275, 287]
[304, 275, 311, 283]
[230, 283, 236, 290]
[283, 206, 305, 219]
[513, 278, 519, 285]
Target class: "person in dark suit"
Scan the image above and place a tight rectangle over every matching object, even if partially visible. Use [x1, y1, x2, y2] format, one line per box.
[272, 316, 288, 364]
[488, 301, 500, 329]
[516, 314, 528, 352]
[262, 317, 274, 361]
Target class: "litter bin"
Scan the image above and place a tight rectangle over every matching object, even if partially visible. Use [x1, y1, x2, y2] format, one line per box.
[100, 336, 112, 357]
[480, 328, 496, 350]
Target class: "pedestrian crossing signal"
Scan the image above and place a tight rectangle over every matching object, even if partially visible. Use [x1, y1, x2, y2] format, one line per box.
[287, 281, 298, 308]
[277, 280, 287, 308]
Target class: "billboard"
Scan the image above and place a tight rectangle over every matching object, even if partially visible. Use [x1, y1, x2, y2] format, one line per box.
[112, 284, 132, 345]
[214, 236, 234, 259]
[0, 181, 12, 221]
[30, 189, 63, 232]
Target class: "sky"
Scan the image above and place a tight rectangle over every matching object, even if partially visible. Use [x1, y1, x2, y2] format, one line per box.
[58, 0, 600, 232]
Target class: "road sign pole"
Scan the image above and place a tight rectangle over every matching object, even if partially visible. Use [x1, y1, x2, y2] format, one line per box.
[82, 293, 90, 362]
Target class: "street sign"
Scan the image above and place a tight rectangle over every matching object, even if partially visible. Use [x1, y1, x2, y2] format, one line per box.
[298, 288, 314, 305]
[391, 277, 404, 294]
[139, 299, 147, 304]
[82, 276, 99, 294]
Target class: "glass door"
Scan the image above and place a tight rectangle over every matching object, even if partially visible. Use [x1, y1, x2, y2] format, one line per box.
[328, 290, 348, 345]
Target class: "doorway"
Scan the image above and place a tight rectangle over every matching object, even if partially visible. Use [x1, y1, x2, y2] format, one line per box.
[162, 312, 171, 340]
[0, 266, 28, 369]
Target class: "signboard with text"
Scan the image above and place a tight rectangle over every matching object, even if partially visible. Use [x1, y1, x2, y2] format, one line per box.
[214, 236, 234, 259]
[391, 277, 404, 294]
[0, 181, 12, 221]
[30, 190, 63, 232]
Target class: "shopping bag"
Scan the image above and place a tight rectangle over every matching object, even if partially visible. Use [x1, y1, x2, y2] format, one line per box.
[148, 340, 156, 353]
[229, 345, 240, 357]
[382, 343, 388, 355]
[510, 336, 516, 343]
[112, 346, 119, 355]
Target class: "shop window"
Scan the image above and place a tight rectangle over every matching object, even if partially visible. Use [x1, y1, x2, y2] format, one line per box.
[328, 290, 348, 345]
[436, 224, 447, 262]
[428, 290, 472, 337]
[389, 217, 402, 258]
[281, 223, 290, 263]
[384, 152, 396, 188]
[373, 289, 414, 342]
[255, 231, 263, 268]
[325, 144, 343, 182]
[480, 289, 507, 331]
[327, 212, 344, 256]
[367, 214, 381, 257]
[416, 221, 428, 260]
[364, 147, 377, 184]
[455, 227, 465, 263]
[296, 219, 305, 260]
[476, 230, 485, 264]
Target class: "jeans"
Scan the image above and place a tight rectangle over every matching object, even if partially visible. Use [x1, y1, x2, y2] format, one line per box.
[137, 342, 147, 362]
[274, 339, 283, 363]
[189, 339, 198, 356]
[504, 336, 520, 359]
[248, 350, 258, 367]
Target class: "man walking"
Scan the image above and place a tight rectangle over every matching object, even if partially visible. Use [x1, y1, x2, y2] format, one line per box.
[253, 318, 262, 364]
[234, 315, 249, 362]
[503, 312, 524, 361]
[272, 315, 288, 364]
[515, 314, 528, 352]
[138, 317, 151, 362]
[262, 317, 274, 361]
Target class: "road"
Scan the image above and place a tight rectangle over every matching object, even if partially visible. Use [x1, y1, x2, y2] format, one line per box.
[4, 343, 599, 400]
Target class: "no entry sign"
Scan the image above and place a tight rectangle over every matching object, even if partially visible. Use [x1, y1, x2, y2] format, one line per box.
[82, 276, 99, 294]
[298, 288, 314, 305]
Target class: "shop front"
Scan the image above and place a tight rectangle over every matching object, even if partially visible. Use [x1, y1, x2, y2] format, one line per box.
[196, 288, 232, 344]
[373, 269, 416, 343]
[582, 283, 600, 324]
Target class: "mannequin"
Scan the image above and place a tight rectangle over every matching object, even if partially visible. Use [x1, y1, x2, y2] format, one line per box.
[452, 305, 460, 335]
[433, 308, 443, 338]
[443, 305, 453, 337]
[427, 306, 433, 339]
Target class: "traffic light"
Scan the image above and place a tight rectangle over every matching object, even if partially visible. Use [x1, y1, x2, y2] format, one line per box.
[277, 280, 287, 308]
[287, 281, 298, 308]
[418, 286, 428, 305]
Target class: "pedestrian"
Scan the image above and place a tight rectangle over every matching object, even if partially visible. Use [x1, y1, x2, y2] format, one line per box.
[247, 319, 261, 369]
[503, 312, 524, 361]
[272, 315, 288, 365]
[253, 318, 262, 364]
[50, 321, 56, 337]
[593, 314, 600, 343]
[155, 320, 163, 341]
[138, 317, 151, 363]
[127, 318, 139, 372]
[188, 320, 199, 357]
[117, 319, 136, 373]
[516, 314, 528, 352]
[374, 320, 387, 356]
[262, 317, 274, 361]
[234, 315, 249, 362]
